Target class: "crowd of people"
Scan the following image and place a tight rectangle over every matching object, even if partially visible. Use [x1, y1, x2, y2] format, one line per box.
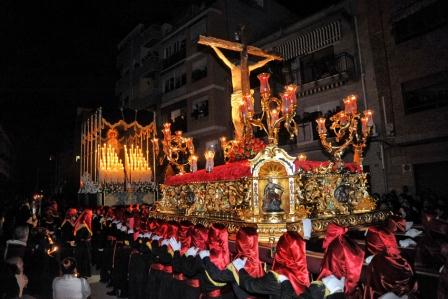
[0, 187, 446, 299]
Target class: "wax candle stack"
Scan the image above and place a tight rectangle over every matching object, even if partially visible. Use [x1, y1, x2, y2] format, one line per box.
[99, 143, 125, 183]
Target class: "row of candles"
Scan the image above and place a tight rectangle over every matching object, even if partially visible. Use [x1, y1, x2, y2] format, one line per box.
[124, 144, 152, 182]
[316, 95, 374, 135]
[99, 143, 152, 183]
[99, 144, 125, 183]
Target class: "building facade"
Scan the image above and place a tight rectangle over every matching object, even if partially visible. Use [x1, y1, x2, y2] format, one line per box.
[365, 0, 448, 197]
[256, 1, 387, 193]
[115, 0, 296, 157]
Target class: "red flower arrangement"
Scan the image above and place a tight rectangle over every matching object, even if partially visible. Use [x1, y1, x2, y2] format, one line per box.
[227, 138, 266, 162]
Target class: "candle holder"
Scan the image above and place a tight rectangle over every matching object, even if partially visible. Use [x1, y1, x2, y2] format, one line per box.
[248, 73, 299, 145]
[316, 95, 374, 167]
[204, 149, 215, 173]
[161, 123, 195, 175]
[190, 155, 198, 172]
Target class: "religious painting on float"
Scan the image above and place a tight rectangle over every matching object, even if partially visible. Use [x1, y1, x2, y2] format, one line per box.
[250, 145, 296, 223]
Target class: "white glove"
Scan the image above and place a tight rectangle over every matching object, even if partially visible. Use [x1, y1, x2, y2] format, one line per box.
[161, 239, 170, 246]
[399, 238, 417, 248]
[405, 221, 413, 231]
[232, 257, 247, 271]
[151, 235, 161, 241]
[365, 255, 374, 265]
[277, 274, 289, 283]
[185, 247, 199, 257]
[302, 218, 312, 240]
[405, 228, 422, 238]
[199, 250, 210, 259]
[169, 237, 181, 252]
[116, 223, 122, 230]
[378, 292, 408, 299]
[143, 232, 152, 239]
[322, 275, 345, 294]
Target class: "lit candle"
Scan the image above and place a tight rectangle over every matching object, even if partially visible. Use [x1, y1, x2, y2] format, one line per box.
[286, 84, 298, 106]
[316, 117, 327, 135]
[364, 109, 374, 127]
[204, 150, 215, 173]
[257, 73, 271, 96]
[343, 96, 351, 114]
[350, 95, 358, 114]
[220, 136, 227, 149]
[190, 155, 198, 172]
[361, 116, 369, 134]
[298, 153, 307, 161]
[280, 92, 290, 115]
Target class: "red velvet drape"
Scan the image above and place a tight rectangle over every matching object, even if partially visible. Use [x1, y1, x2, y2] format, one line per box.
[272, 231, 310, 296]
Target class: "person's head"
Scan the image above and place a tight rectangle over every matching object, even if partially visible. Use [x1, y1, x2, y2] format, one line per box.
[208, 223, 229, 270]
[13, 225, 29, 243]
[61, 257, 77, 275]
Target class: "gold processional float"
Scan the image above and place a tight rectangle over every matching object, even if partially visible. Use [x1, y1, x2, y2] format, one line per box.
[150, 35, 391, 241]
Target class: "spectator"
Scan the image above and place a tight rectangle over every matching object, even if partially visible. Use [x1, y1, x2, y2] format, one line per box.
[0, 256, 29, 299]
[4, 225, 29, 260]
[52, 257, 91, 299]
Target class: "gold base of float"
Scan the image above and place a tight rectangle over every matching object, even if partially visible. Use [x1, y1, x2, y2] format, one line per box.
[153, 145, 390, 242]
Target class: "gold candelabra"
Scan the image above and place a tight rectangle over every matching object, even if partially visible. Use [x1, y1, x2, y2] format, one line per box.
[161, 123, 195, 175]
[247, 73, 299, 145]
[316, 95, 374, 167]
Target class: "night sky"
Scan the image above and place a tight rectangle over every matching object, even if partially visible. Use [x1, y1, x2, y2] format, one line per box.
[0, 0, 338, 196]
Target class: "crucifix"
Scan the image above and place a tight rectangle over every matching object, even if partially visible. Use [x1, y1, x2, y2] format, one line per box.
[198, 32, 282, 141]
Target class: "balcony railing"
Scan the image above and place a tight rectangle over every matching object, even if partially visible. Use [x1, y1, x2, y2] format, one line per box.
[301, 52, 355, 84]
[162, 49, 186, 70]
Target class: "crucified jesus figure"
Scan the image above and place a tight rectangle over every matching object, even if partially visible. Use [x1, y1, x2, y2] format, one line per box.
[210, 45, 273, 140]
[198, 35, 282, 141]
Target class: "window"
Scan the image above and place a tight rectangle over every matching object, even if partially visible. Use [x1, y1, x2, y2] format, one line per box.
[191, 97, 209, 120]
[163, 69, 187, 93]
[191, 58, 208, 82]
[162, 38, 186, 68]
[393, 1, 447, 44]
[300, 46, 335, 84]
[402, 71, 448, 114]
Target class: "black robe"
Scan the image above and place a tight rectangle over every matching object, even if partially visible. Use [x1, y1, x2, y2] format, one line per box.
[128, 242, 152, 299]
[202, 257, 237, 299]
[238, 269, 336, 299]
[182, 255, 205, 299]
[74, 225, 92, 277]
[59, 219, 75, 259]
[156, 244, 175, 299]
[146, 240, 163, 299]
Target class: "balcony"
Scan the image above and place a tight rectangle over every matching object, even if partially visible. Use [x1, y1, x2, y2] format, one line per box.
[299, 52, 355, 97]
[162, 49, 186, 70]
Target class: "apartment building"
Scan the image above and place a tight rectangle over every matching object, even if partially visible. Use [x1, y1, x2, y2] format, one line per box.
[116, 0, 296, 157]
[365, 0, 448, 197]
[256, 0, 387, 193]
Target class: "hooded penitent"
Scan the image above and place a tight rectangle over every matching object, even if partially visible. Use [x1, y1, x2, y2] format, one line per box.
[178, 221, 194, 255]
[235, 227, 264, 278]
[317, 223, 364, 295]
[191, 224, 208, 251]
[364, 216, 417, 298]
[272, 231, 310, 296]
[208, 223, 230, 270]
[74, 209, 93, 236]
